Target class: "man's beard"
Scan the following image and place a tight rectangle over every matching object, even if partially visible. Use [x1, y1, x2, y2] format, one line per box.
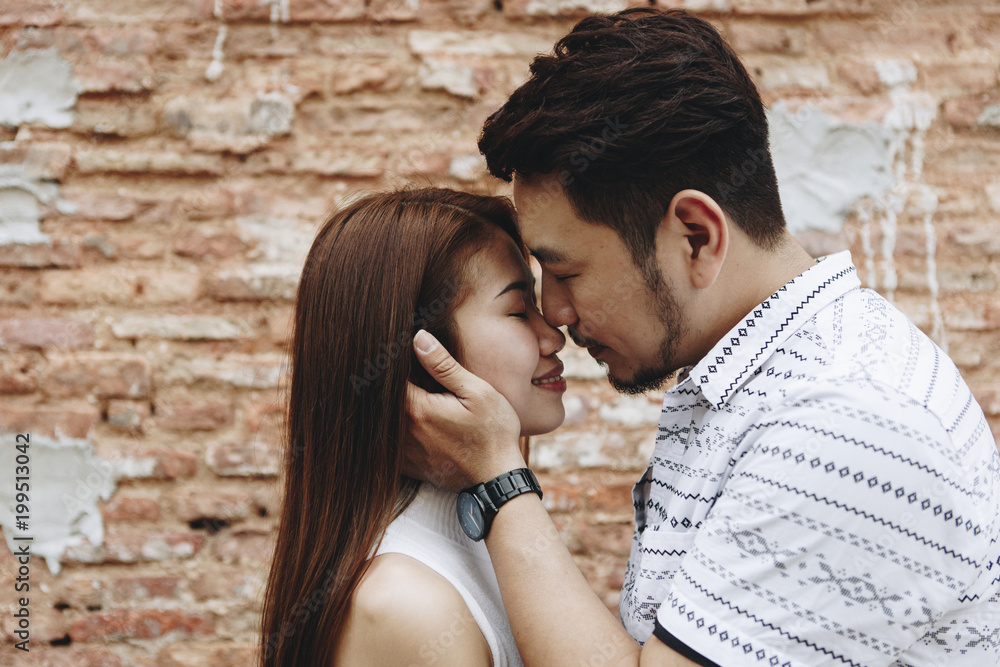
[571, 265, 685, 396]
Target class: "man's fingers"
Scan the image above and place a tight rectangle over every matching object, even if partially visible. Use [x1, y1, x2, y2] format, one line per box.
[412, 329, 478, 399]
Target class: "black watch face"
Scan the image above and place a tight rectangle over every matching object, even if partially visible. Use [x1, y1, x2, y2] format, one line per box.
[457, 492, 486, 541]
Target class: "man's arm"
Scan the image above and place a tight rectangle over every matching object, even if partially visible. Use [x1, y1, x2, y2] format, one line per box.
[406, 330, 699, 667]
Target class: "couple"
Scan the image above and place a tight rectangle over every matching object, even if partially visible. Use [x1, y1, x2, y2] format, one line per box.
[261, 8, 1000, 667]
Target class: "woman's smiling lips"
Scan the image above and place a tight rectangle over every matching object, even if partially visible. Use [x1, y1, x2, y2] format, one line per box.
[532, 362, 566, 392]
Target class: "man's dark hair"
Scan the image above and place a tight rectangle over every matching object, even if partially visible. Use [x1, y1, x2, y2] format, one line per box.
[479, 7, 786, 268]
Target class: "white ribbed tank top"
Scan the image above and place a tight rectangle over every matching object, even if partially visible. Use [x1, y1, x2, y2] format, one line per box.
[374, 483, 523, 667]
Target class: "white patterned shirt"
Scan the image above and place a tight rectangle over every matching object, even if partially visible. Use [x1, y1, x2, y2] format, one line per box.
[620, 250, 1000, 666]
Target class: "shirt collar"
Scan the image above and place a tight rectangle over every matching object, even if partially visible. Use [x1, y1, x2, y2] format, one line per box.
[679, 250, 861, 409]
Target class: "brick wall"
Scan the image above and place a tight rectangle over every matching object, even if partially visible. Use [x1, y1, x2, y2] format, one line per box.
[1, 0, 998, 664]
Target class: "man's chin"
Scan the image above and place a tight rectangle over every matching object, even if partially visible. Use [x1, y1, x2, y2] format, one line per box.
[599, 360, 673, 396]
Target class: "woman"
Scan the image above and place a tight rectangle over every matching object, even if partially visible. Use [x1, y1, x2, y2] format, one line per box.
[260, 188, 567, 666]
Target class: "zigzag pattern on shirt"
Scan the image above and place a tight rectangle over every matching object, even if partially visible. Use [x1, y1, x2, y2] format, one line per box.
[641, 548, 687, 557]
[676, 572, 865, 667]
[716, 266, 856, 406]
[771, 393, 969, 471]
[741, 472, 981, 567]
[740, 420, 974, 501]
[647, 476, 725, 504]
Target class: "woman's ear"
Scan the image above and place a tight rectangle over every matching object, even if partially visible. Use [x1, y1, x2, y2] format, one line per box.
[660, 189, 728, 291]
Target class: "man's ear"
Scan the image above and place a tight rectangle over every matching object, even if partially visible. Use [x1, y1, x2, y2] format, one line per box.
[659, 189, 728, 290]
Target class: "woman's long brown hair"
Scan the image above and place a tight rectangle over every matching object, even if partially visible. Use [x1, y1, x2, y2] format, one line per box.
[259, 188, 522, 666]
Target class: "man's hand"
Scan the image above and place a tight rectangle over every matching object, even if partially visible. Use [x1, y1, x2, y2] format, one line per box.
[404, 330, 525, 491]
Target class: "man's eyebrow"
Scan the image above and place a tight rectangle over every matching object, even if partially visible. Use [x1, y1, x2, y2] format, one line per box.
[528, 246, 569, 264]
[495, 280, 529, 299]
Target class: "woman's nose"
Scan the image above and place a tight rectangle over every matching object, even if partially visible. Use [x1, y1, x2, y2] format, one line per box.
[534, 310, 566, 357]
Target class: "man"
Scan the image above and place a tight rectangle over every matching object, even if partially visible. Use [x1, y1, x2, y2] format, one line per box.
[406, 8, 1000, 666]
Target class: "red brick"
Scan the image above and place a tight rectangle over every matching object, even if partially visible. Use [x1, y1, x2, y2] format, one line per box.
[173, 229, 246, 259]
[267, 306, 293, 345]
[0, 646, 124, 666]
[73, 58, 156, 94]
[538, 481, 583, 513]
[947, 223, 1000, 256]
[0, 403, 99, 439]
[156, 643, 257, 667]
[730, 0, 877, 14]
[918, 60, 998, 93]
[54, 575, 108, 610]
[585, 482, 636, 513]
[0, 272, 37, 305]
[86, 27, 159, 57]
[160, 24, 218, 59]
[204, 268, 298, 302]
[972, 386, 1000, 416]
[57, 191, 142, 222]
[66, 0, 213, 23]
[213, 529, 275, 564]
[218, 0, 274, 21]
[102, 494, 162, 522]
[174, 492, 255, 522]
[208, 442, 281, 477]
[836, 60, 882, 94]
[0, 351, 40, 394]
[368, 0, 420, 21]
[41, 352, 151, 399]
[245, 393, 286, 441]
[192, 569, 264, 602]
[106, 399, 150, 433]
[0, 2, 64, 26]
[813, 21, 955, 55]
[288, 0, 366, 22]
[943, 92, 1000, 129]
[0, 318, 96, 350]
[331, 61, 405, 94]
[111, 576, 182, 601]
[580, 521, 634, 558]
[725, 22, 805, 54]
[63, 532, 204, 565]
[942, 295, 1000, 331]
[111, 449, 198, 480]
[0, 239, 82, 268]
[73, 98, 159, 137]
[69, 609, 214, 642]
[156, 400, 233, 431]
[503, 0, 628, 19]
[75, 149, 224, 176]
[0, 604, 70, 644]
[0, 142, 72, 180]
[40, 268, 201, 305]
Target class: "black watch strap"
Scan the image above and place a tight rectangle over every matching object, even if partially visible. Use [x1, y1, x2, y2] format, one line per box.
[465, 467, 542, 522]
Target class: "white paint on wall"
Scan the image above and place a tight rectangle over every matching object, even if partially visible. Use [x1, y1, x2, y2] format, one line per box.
[767, 63, 945, 347]
[767, 101, 895, 236]
[205, 23, 229, 82]
[0, 164, 58, 246]
[1, 435, 115, 574]
[0, 49, 78, 129]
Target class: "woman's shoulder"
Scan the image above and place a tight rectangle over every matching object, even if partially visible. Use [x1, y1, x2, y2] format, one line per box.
[335, 553, 492, 666]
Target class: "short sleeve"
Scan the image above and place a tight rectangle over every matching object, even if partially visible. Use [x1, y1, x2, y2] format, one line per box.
[653, 385, 998, 667]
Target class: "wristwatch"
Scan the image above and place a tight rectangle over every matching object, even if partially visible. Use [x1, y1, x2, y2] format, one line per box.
[456, 468, 543, 541]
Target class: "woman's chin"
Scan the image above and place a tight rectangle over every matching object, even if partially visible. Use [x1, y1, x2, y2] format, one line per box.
[518, 410, 566, 438]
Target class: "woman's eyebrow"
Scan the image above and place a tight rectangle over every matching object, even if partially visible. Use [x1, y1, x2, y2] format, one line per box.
[495, 280, 529, 298]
